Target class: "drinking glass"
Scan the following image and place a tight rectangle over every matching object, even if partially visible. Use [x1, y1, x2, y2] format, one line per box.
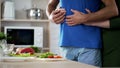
[3, 44, 14, 56]
[0, 40, 7, 57]
[0, 47, 3, 57]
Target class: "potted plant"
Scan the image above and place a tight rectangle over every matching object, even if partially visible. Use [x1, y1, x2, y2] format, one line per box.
[0, 32, 7, 48]
[0, 32, 13, 56]
[0, 31, 12, 40]
[0, 32, 12, 47]
[0, 32, 7, 40]
[0, 32, 7, 56]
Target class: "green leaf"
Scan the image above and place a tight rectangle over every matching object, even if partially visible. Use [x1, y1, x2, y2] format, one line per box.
[30, 46, 41, 53]
[0, 45, 2, 48]
[0, 32, 6, 40]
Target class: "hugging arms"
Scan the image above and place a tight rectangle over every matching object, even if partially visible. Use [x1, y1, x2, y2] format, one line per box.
[46, 0, 118, 27]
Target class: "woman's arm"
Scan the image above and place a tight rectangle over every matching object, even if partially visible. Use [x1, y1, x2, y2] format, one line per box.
[85, 16, 120, 29]
[85, 0, 120, 29]
[65, 0, 119, 26]
[85, 20, 110, 28]
[83, 0, 119, 23]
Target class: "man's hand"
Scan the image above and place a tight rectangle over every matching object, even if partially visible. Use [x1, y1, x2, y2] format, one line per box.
[66, 9, 86, 26]
[49, 8, 66, 24]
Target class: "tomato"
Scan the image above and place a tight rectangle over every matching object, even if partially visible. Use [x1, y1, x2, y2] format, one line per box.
[47, 55, 54, 58]
[54, 55, 62, 58]
[20, 47, 35, 55]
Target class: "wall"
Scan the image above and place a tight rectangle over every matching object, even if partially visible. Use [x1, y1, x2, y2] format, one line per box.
[0, 0, 1, 31]
[32, 0, 60, 54]
[49, 22, 60, 55]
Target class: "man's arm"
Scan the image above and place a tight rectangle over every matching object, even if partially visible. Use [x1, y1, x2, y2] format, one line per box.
[46, 0, 59, 17]
[46, 0, 66, 24]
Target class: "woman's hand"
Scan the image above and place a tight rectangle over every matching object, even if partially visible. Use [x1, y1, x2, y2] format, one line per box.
[66, 9, 86, 26]
[49, 8, 66, 24]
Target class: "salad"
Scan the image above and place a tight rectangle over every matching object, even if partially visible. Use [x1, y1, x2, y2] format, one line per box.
[39, 52, 62, 58]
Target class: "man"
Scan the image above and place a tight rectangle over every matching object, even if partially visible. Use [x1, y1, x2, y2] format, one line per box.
[46, 0, 118, 67]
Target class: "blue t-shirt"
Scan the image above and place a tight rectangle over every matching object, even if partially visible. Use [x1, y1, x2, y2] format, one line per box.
[59, 0, 102, 48]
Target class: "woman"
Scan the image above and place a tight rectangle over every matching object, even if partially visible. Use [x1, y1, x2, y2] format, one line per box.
[85, 0, 120, 67]
[102, 0, 120, 67]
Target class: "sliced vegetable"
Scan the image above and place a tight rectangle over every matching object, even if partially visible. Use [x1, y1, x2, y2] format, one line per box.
[30, 46, 41, 53]
[9, 53, 34, 57]
[54, 55, 62, 58]
[39, 52, 54, 58]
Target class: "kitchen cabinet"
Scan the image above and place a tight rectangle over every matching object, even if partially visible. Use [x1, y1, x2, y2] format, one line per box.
[0, 0, 50, 52]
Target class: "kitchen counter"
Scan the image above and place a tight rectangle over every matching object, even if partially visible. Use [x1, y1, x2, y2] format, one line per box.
[0, 59, 98, 68]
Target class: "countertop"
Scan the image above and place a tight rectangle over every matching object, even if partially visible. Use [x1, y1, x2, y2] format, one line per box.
[0, 58, 98, 68]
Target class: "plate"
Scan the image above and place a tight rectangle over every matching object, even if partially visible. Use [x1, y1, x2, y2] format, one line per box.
[1, 57, 35, 62]
[36, 58, 66, 61]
